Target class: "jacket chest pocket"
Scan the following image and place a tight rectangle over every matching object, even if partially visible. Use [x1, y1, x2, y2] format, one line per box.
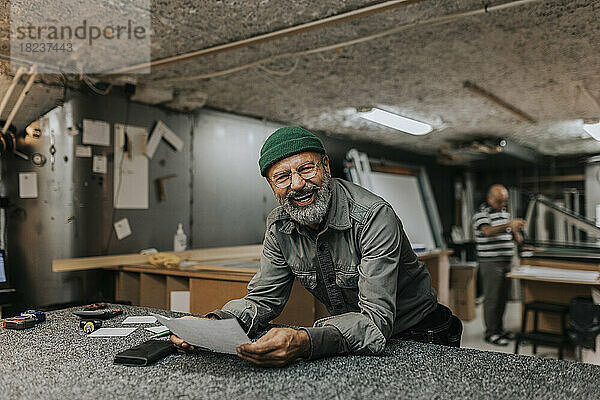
[335, 265, 359, 289]
[290, 265, 318, 290]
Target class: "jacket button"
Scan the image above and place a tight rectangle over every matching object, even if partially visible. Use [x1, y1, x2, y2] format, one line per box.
[318, 244, 326, 251]
[328, 276, 335, 284]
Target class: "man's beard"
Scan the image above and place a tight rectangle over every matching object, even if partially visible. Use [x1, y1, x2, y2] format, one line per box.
[279, 172, 333, 226]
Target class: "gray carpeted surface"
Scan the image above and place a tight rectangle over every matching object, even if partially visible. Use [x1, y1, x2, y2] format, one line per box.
[1, 305, 599, 399]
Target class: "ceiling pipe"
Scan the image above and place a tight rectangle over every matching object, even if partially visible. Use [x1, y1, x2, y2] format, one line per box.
[150, 0, 545, 83]
[0, 66, 26, 119]
[463, 80, 537, 123]
[107, 0, 428, 74]
[2, 65, 37, 135]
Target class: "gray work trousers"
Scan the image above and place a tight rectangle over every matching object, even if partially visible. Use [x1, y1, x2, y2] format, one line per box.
[480, 259, 511, 336]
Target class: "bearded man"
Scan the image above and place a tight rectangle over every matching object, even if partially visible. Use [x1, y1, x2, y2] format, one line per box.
[171, 126, 462, 366]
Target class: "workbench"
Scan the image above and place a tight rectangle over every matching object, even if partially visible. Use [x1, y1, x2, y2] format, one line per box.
[1, 305, 599, 399]
[508, 258, 600, 333]
[53, 246, 452, 327]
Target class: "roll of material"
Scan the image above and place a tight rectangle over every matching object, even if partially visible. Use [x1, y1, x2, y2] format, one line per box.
[80, 319, 102, 334]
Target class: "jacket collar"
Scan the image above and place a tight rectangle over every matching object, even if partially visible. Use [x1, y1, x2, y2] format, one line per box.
[325, 178, 352, 230]
[277, 178, 351, 235]
[279, 219, 295, 234]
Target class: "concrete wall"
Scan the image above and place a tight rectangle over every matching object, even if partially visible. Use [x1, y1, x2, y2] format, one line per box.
[5, 87, 195, 308]
[191, 109, 281, 247]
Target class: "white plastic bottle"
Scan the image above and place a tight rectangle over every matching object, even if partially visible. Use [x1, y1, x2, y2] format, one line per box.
[173, 223, 187, 252]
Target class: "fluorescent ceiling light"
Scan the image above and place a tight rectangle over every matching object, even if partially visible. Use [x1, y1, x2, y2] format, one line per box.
[583, 121, 600, 141]
[358, 108, 432, 135]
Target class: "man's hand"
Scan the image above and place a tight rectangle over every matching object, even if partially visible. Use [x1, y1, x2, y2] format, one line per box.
[510, 218, 526, 232]
[169, 315, 216, 353]
[481, 218, 527, 237]
[514, 231, 524, 244]
[236, 327, 310, 367]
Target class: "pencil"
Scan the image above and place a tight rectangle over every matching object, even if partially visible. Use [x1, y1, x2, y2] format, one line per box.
[152, 330, 172, 338]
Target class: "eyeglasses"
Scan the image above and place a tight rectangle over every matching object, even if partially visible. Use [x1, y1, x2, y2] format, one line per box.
[268, 161, 323, 188]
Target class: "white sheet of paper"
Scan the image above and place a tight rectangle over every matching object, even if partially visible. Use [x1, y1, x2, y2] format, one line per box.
[75, 145, 92, 158]
[153, 314, 250, 354]
[114, 124, 149, 209]
[18, 172, 38, 198]
[145, 123, 164, 159]
[145, 325, 169, 334]
[122, 316, 157, 324]
[514, 266, 600, 282]
[92, 155, 107, 173]
[158, 121, 184, 151]
[170, 291, 190, 313]
[83, 119, 110, 146]
[87, 327, 136, 337]
[113, 218, 132, 240]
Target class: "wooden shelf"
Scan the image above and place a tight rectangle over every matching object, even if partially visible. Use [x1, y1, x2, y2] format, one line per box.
[519, 174, 584, 183]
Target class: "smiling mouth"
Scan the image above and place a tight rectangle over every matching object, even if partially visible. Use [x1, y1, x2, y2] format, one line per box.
[291, 192, 315, 206]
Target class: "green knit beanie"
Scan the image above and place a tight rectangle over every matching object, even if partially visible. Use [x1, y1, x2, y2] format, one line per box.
[259, 126, 326, 176]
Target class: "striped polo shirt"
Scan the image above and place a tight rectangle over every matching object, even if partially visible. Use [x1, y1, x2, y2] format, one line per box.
[473, 203, 515, 261]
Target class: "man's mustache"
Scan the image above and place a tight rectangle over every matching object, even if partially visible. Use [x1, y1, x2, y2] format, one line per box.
[286, 184, 319, 201]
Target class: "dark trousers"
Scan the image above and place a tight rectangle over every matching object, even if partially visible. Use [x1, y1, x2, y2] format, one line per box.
[393, 304, 463, 347]
[480, 259, 511, 336]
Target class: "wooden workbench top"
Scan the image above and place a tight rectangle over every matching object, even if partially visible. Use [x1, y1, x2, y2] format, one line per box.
[53, 244, 263, 272]
[54, 246, 451, 273]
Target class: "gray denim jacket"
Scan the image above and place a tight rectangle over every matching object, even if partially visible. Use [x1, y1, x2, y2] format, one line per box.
[211, 178, 437, 359]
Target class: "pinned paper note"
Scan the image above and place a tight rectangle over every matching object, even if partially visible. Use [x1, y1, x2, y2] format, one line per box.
[92, 155, 107, 174]
[113, 218, 132, 240]
[145, 121, 184, 159]
[122, 316, 157, 324]
[161, 123, 184, 151]
[87, 327, 136, 337]
[145, 123, 163, 159]
[75, 145, 92, 158]
[114, 124, 148, 209]
[83, 119, 110, 146]
[19, 172, 38, 198]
